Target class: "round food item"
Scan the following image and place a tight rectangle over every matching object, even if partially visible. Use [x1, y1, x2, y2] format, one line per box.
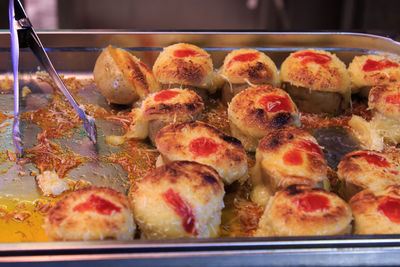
[125, 88, 204, 144]
[369, 83, 400, 120]
[228, 84, 300, 152]
[152, 43, 220, 94]
[252, 126, 328, 201]
[44, 187, 135, 241]
[337, 150, 400, 200]
[129, 161, 225, 239]
[255, 184, 352, 237]
[348, 54, 400, 96]
[280, 49, 351, 115]
[350, 185, 400, 234]
[218, 49, 279, 102]
[93, 45, 161, 105]
[155, 121, 248, 184]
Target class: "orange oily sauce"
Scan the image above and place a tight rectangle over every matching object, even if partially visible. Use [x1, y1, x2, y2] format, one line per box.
[0, 196, 61, 242]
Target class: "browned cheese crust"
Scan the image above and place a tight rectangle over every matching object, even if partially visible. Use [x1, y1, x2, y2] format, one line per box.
[155, 121, 248, 184]
[350, 185, 400, 234]
[219, 48, 279, 85]
[129, 161, 224, 239]
[369, 83, 400, 120]
[44, 187, 135, 241]
[254, 126, 327, 192]
[152, 43, 218, 92]
[280, 49, 350, 94]
[228, 85, 299, 139]
[337, 149, 400, 200]
[255, 184, 352, 236]
[142, 88, 204, 121]
[348, 55, 400, 93]
[93, 45, 160, 105]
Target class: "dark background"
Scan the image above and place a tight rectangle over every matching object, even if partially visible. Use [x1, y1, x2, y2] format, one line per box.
[2, 0, 400, 39]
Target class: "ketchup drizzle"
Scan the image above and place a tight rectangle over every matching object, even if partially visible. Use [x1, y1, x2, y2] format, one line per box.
[73, 195, 121, 216]
[162, 188, 197, 235]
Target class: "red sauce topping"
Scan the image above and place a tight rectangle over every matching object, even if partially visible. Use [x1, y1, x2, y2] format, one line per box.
[296, 139, 323, 157]
[227, 52, 259, 68]
[154, 90, 180, 102]
[385, 94, 400, 107]
[73, 194, 121, 216]
[162, 188, 197, 235]
[189, 137, 219, 157]
[259, 94, 292, 113]
[353, 151, 390, 168]
[293, 51, 331, 65]
[173, 49, 201, 58]
[283, 149, 303, 166]
[295, 193, 330, 212]
[362, 59, 399, 72]
[378, 197, 400, 223]
[390, 170, 399, 175]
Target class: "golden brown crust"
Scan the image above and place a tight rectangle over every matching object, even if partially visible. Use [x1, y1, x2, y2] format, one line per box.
[155, 121, 247, 184]
[45, 187, 135, 241]
[255, 184, 352, 236]
[129, 161, 225, 239]
[228, 84, 299, 139]
[337, 150, 400, 199]
[219, 49, 279, 86]
[369, 83, 400, 119]
[142, 88, 204, 121]
[93, 45, 160, 105]
[152, 43, 218, 92]
[348, 55, 400, 93]
[280, 49, 350, 94]
[350, 185, 400, 234]
[254, 126, 327, 192]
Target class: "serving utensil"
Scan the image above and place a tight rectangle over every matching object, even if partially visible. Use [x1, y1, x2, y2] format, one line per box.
[8, 0, 97, 157]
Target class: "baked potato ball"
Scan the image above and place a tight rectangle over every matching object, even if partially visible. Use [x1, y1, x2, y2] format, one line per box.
[255, 184, 352, 237]
[152, 43, 221, 98]
[251, 126, 328, 205]
[280, 49, 351, 115]
[44, 187, 135, 241]
[337, 149, 400, 200]
[93, 45, 161, 105]
[129, 160, 225, 239]
[218, 49, 279, 103]
[348, 54, 400, 96]
[350, 185, 400, 234]
[155, 121, 248, 184]
[348, 83, 400, 151]
[228, 84, 300, 152]
[126, 88, 204, 144]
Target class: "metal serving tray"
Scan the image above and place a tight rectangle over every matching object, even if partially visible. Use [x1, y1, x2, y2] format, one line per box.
[1, 31, 400, 266]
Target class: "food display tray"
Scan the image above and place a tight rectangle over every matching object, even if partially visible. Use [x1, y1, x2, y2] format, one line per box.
[1, 31, 400, 266]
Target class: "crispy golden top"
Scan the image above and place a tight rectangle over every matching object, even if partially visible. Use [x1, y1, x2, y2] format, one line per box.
[348, 55, 400, 92]
[350, 185, 400, 234]
[337, 149, 400, 191]
[256, 126, 327, 186]
[142, 88, 204, 121]
[153, 43, 217, 91]
[155, 121, 247, 184]
[369, 83, 400, 119]
[219, 49, 279, 86]
[280, 49, 350, 94]
[228, 85, 299, 138]
[133, 161, 224, 197]
[257, 184, 352, 236]
[45, 187, 134, 241]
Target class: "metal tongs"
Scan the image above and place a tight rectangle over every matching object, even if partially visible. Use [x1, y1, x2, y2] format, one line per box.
[9, 0, 97, 157]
